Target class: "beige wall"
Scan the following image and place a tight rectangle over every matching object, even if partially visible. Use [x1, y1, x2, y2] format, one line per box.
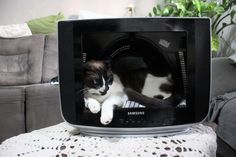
[0, 0, 158, 25]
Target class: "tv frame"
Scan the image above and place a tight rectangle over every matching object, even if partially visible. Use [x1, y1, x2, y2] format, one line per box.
[58, 18, 211, 136]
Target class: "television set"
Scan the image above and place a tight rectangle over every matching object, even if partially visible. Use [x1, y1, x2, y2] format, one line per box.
[58, 18, 211, 136]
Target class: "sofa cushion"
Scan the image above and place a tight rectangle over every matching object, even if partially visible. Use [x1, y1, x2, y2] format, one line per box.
[25, 84, 63, 132]
[216, 91, 236, 151]
[0, 35, 45, 85]
[27, 12, 64, 34]
[211, 58, 236, 98]
[0, 86, 25, 142]
[0, 23, 32, 38]
[42, 35, 58, 82]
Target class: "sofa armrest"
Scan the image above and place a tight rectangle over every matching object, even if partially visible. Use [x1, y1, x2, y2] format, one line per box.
[42, 35, 58, 83]
[25, 84, 63, 132]
[211, 57, 236, 98]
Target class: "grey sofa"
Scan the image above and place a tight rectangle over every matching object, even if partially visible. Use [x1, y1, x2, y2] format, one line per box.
[210, 57, 236, 156]
[0, 33, 235, 156]
[0, 34, 63, 142]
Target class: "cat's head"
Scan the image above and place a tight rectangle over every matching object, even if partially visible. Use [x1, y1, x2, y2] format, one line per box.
[84, 60, 113, 96]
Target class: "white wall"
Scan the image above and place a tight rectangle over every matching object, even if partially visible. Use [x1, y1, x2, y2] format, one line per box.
[0, 0, 158, 25]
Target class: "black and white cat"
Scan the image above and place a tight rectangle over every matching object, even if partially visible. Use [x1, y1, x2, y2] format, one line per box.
[83, 59, 180, 125]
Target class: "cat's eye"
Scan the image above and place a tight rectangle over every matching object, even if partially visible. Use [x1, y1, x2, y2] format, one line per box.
[107, 76, 113, 84]
[93, 80, 97, 85]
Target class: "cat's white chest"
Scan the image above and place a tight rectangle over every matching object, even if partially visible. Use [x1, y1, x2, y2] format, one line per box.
[141, 74, 171, 99]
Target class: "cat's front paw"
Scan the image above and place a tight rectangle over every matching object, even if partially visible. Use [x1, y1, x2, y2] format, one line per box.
[100, 112, 113, 125]
[87, 98, 101, 113]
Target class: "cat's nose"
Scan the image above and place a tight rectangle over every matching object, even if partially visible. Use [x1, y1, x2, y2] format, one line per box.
[99, 91, 107, 95]
[99, 86, 109, 95]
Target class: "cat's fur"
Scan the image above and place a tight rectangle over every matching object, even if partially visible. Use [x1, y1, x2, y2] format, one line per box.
[83, 59, 178, 125]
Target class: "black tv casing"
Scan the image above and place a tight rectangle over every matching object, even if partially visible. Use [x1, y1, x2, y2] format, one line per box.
[58, 18, 211, 136]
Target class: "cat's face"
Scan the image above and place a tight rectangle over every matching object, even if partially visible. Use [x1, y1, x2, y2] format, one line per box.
[84, 60, 113, 96]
